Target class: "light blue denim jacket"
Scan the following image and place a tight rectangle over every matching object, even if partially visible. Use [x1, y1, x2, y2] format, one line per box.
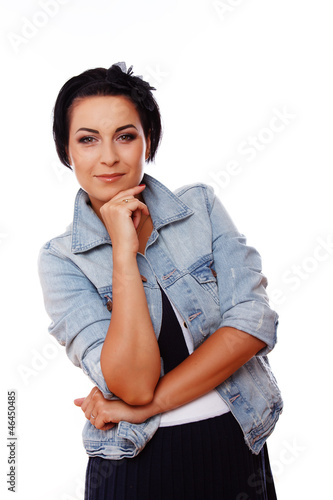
[38, 174, 282, 457]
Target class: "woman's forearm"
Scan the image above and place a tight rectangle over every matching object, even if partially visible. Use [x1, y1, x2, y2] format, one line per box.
[100, 251, 160, 405]
[76, 327, 266, 429]
[146, 326, 266, 417]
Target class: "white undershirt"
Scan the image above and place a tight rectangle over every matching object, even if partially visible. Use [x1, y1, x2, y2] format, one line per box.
[159, 300, 230, 427]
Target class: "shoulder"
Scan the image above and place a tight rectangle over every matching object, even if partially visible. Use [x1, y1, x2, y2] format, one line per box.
[173, 181, 238, 234]
[38, 187, 86, 258]
[38, 223, 74, 276]
[173, 182, 215, 213]
[39, 223, 73, 255]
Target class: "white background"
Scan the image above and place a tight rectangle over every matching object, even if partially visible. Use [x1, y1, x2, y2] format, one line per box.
[1, 0, 332, 498]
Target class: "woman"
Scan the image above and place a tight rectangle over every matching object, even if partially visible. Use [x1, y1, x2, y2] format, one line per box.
[38, 62, 282, 499]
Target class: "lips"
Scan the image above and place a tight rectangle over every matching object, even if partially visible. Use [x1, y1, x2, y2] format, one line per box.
[96, 173, 124, 178]
[95, 173, 125, 182]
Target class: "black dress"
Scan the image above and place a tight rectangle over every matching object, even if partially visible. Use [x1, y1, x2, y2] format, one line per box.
[84, 287, 277, 500]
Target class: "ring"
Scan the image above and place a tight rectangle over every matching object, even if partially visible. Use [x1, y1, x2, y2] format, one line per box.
[123, 199, 129, 203]
[91, 414, 96, 419]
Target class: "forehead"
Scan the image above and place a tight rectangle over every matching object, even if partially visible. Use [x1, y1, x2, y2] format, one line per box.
[69, 95, 142, 131]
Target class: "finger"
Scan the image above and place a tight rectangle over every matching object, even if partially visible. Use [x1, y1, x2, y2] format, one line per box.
[110, 199, 150, 219]
[85, 394, 103, 421]
[132, 208, 140, 230]
[94, 414, 106, 430]
[101, 422, 116, 431]
[74, 398, 85, 407]
[101, 197, 149, 217]
[90, 413, 98, 425]
[80, 387, 100, 413]
[92, 388, 102, 398]
[117, 195, 134, 204]
[111, 184, 146, 203]
[93, 407, 114, 430]
[84, 400, 97, 421]
[124, 199, 149, 216]
[117, 197, 137, 208]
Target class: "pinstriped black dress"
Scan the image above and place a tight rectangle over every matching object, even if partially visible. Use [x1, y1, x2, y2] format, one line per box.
[84, 287, 277, 500]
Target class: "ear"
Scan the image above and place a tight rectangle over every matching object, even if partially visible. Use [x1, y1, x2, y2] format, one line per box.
[145, 133, 151, 161]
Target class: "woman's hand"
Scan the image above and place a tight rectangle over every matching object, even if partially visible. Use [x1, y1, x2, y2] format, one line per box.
[74, 387, 153, 430]
[100, 183, 149, 255]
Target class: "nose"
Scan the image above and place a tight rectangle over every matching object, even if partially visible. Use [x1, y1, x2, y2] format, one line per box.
[100, 139, 119, 166]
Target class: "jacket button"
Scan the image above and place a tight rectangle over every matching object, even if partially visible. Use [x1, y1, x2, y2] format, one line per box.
[104, 296, 113, 312]
[209, 261, 217, 277]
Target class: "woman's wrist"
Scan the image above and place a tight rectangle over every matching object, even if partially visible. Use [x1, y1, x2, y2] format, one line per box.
[113, 247, 138, 265]
[140, 394, 165, 420]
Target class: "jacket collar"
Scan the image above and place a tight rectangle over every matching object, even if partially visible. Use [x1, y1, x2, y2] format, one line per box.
[71, 173, 194, 254]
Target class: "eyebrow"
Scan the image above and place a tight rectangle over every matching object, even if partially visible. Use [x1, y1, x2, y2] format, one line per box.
[75, 124, 138, 134]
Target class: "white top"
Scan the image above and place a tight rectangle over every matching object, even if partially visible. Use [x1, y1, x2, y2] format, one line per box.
[159, 300, 230, 427]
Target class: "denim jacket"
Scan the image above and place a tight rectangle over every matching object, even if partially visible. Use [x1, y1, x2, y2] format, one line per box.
[38, 174, 283, 457]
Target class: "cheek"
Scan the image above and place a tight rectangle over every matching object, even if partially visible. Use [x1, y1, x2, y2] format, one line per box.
[128, 142, 146, 162]
[69, 146, 95, 170]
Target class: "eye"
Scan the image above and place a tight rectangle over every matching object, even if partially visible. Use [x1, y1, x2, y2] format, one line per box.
[78, 136, 96, 144]
[117, 133, 136, 142]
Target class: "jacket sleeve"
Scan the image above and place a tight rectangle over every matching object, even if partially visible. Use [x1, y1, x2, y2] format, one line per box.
[38, 243, 113, 398]
[205, 185, 279, 355]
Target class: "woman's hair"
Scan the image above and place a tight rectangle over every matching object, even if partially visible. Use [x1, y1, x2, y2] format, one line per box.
[53, 62, 162, 169]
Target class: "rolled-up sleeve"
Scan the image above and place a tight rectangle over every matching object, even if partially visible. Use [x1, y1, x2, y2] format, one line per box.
[38, 244, 113, 397]
[206, 186, 278, 355]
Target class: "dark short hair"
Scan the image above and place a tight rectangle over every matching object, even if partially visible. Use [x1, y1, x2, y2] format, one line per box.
[53, 63, 162, 169]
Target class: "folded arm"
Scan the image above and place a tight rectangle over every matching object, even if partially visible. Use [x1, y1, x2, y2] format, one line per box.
[100, 250, 161, 405]
[99, 185, 161, 405]
[75, 325, 265, 428]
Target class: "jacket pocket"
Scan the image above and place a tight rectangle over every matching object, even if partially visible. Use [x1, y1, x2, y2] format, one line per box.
[189, 256, 219, 305]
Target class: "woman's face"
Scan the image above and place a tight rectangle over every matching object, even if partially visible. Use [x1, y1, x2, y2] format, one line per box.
[67, 95, 150, 216]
